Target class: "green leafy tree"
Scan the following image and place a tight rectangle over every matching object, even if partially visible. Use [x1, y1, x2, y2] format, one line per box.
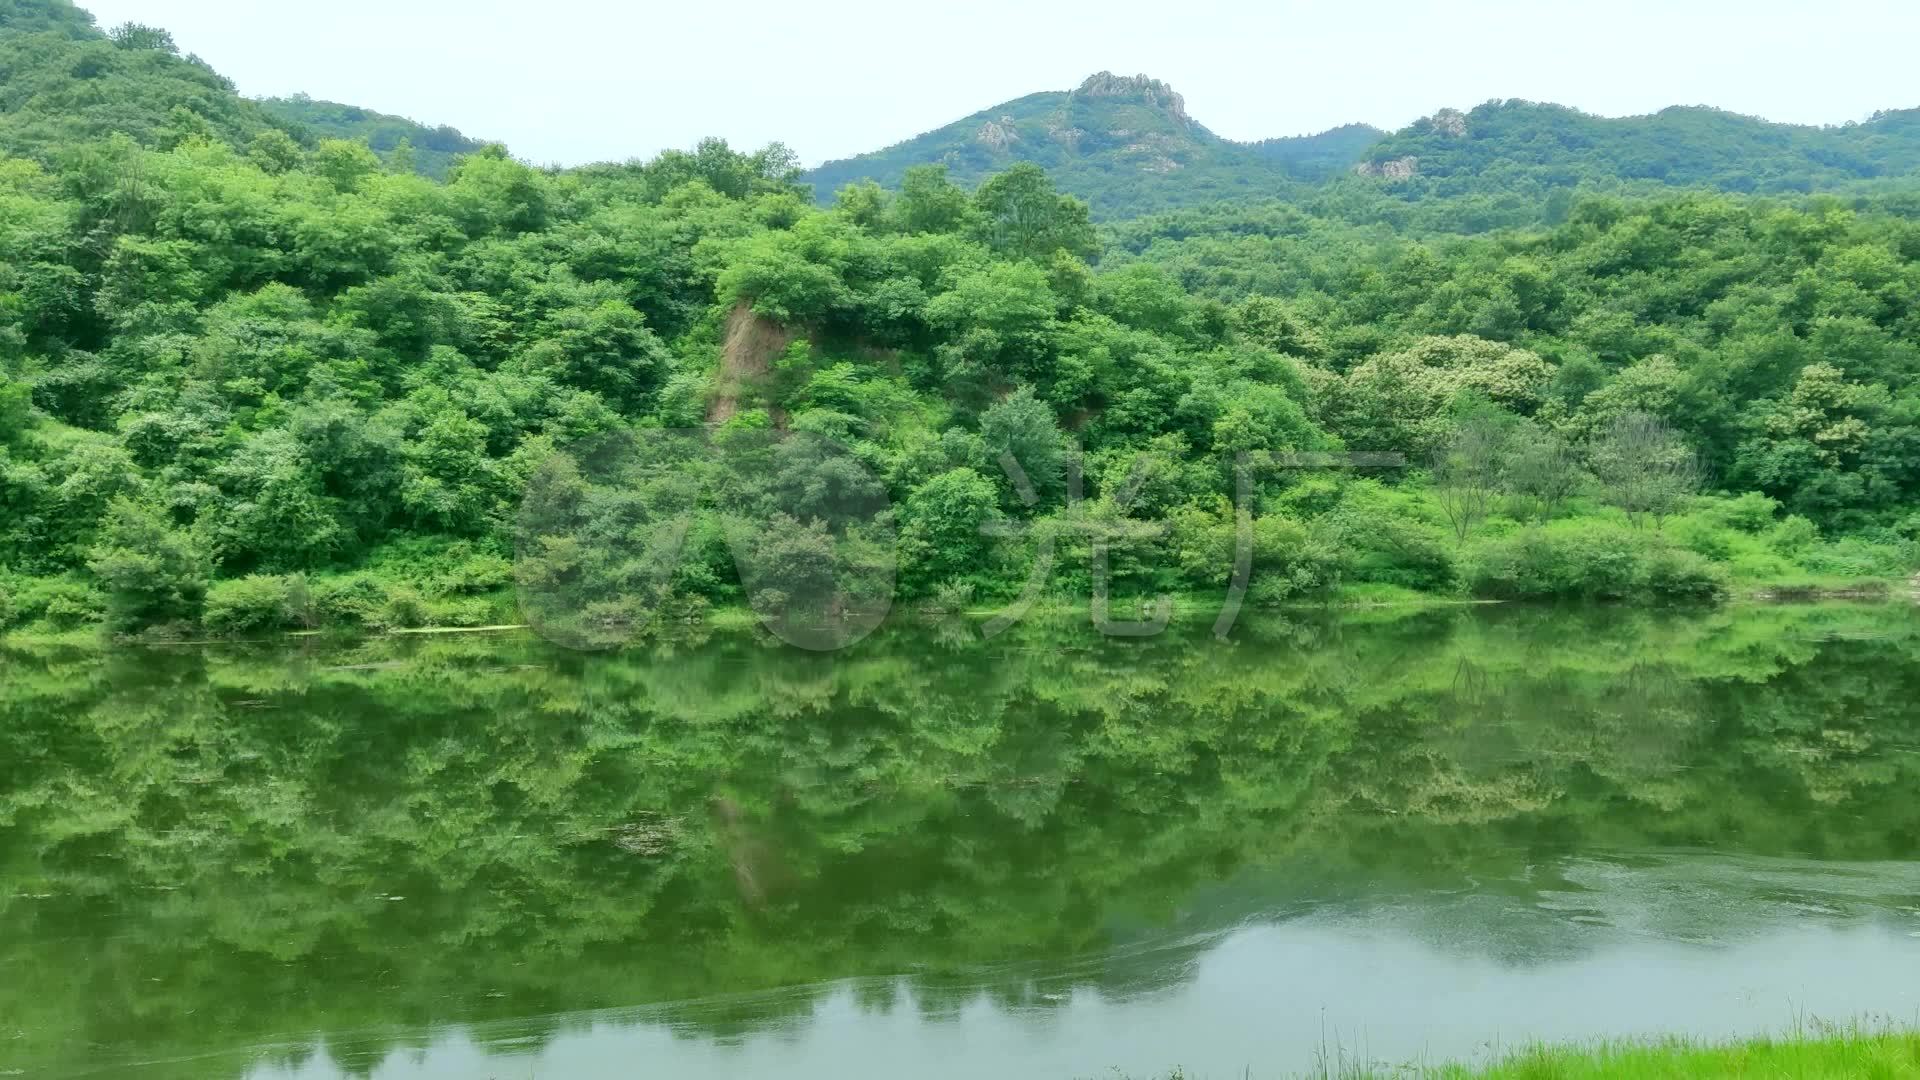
[87, 497, 209, 632]
[978, 386, 1066, 505]
[970, 163, 1098, 262]
[894, 164, 974, 234]
[899, 466, 1002, 593]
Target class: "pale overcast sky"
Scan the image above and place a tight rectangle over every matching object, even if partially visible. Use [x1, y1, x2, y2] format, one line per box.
[71, 0, 1920, 168]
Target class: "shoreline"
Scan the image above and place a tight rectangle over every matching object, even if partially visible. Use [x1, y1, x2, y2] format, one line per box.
[1, 582, 1909, 649]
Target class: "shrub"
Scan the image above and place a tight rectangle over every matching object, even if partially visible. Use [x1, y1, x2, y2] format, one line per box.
[1668, 516, 1735, 561]
[1766, 516, 1819, 555]
[1799, 538, 1915, 579]
[203, 575, 303, 635]
[311, 573, 392, 627]
[1247, 515, 1344, 603]
[1640, 547, 1731, 601]
[1464, 523, 1725, 602]
[424, 595, 502, 628]
[1727, 548, 1798, 582]
[434, 553, 515, 596]
[41, 588, 102, 629]
[926, 579, 976, 613]
[1466, 525, 1639, 600]
[1332, 511, 1458, 591]
[1699, 492, 1781, 533]
[2, 576, 104, 630]
[380, 587, 429, 629]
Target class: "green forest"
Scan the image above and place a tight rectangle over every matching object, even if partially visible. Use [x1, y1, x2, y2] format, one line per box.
[804, 74, 1920, 221]
[257, 94, 487, 180]
[2, 0, 1919, 640]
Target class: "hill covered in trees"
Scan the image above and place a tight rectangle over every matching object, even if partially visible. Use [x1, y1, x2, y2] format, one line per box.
[0, 0, 484, 180]
[1, 5, 1918, 640]
[809, 74, 1920, 218]
[804, 73, 1379, 218]
[0, 0, 297, 160]
[1357, 100, 1920, 198]
[258, 95, 487, 180]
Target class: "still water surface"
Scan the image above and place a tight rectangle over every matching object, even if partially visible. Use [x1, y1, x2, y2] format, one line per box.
[3, 604, 1918, 1077]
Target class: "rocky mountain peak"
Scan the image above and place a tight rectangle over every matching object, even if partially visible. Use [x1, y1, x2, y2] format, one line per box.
[1072, 72, 1190, 124]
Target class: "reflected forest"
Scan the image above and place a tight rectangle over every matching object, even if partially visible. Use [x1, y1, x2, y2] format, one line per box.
[3, 604, 1917, 1076]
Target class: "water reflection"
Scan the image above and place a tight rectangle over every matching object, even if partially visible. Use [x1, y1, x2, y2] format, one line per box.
[1, 603, 1917, 1077]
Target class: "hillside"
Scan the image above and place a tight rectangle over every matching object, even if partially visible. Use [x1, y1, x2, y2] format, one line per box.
[809, 74, 1920, 219]
[1247, 122, 1385, 176]
[1358, 99, 1920, 196]
[2, 4, 1920, 640]
[259, 95, 488, 179]
[805, 72, 1368, 217]
[0, 0, 90, 34]
[0, 0, 296, 158]
[0, 1, 478, 178]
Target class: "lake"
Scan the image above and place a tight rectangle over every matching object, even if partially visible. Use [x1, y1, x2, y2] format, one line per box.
[2, 603, 1918, 1078]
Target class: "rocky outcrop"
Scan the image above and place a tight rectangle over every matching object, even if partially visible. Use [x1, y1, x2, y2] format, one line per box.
[976, 116, 1019, 150]
[1430, 107, 1468, 136]
[1072, 71, 1190, 125]
[1354, 155, 1419, 180]
[1046, 120, 1086, 151]
[1123, 143, 1182, 172]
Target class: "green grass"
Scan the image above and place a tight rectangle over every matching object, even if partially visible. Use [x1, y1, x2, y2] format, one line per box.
[1111, 1026, 1920, 1079]
[1323, 582, 1488, 608]
[1738, 572, 1899, 601]
[1443, 1029, 1920, 1078]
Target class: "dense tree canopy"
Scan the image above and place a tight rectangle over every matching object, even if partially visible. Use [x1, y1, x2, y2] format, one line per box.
[806, 74, 1920, 220]
[3, 122, 1918, 636]
[0, 8, 1916, 638]
[258, 94, 487, 180]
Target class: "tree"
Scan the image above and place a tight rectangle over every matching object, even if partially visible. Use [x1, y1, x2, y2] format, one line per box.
[1432, 414, 1509, 542]
[640, 137, 801, 201]
[979, 387, 1066, 506]
[894, 165, 973, 235]
[108, 22, 177, 52]
[923, 262, 1058, 397]
[1591, 412, 1702, 529]
[0, 375, 30, 444]
[970, 164, 1097, 263]
[210, 430, 347, 571]
[1229, 295, 1325, 359]
[1731, 362, 1890, 523]
[832, 180, 889, 230]
[1505, 425, 1581, 522]
[899, 467, 1001, 593]
[522, 290, 671, 412]
[88, 497, 209, 632]
[245, 129, 303, 174]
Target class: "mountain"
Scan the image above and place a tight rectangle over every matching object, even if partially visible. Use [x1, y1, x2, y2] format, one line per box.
[0, 1, 479, 178]
[808, 74, 1920, 219]
[259, 95, 488, 179]
[0, 0, 296, 159]
[805, 72, 1376, 218]
[1248, 122, 1387, 176]
[0, 0, 89, 35]
[1356, 100, 1920, 196]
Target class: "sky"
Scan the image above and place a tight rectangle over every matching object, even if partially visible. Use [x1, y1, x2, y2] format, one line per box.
[72, 0, 1920, 169]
